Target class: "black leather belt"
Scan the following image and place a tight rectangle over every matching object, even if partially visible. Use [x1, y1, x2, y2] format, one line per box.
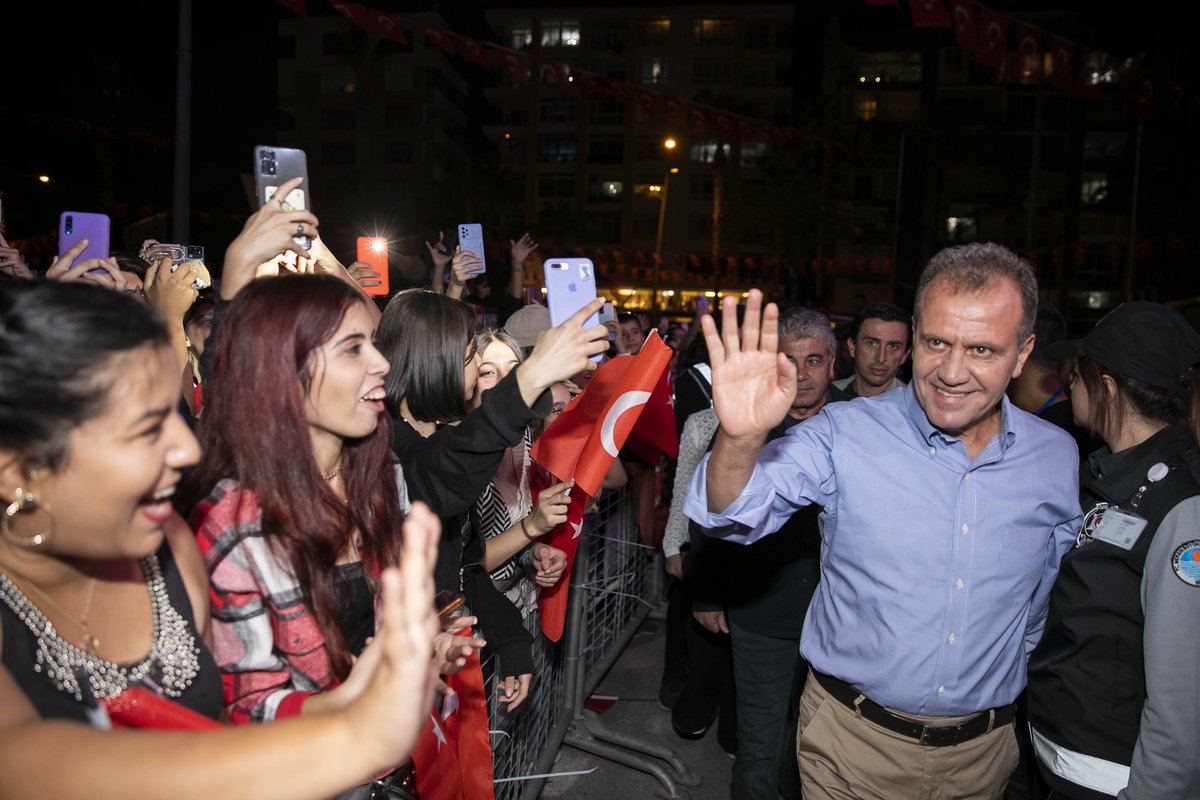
[812, 671, 1016, 747]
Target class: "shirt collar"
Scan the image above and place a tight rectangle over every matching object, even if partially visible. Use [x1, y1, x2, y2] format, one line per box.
[1086, 421, 1193, 502]
[903, 383, 1017, 452]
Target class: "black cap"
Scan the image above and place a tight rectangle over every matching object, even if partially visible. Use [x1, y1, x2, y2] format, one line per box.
[1044, 301, 1200, 397]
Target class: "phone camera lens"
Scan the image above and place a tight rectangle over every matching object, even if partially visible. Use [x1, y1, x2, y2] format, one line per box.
[64, 216, 73, 235]
[262, 159, 276, 176]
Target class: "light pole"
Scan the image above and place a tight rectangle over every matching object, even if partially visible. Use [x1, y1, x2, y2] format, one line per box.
[653, 137, 678, 307]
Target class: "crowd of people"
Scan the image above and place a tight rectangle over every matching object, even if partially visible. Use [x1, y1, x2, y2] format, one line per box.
[1, 184, 1197, 800]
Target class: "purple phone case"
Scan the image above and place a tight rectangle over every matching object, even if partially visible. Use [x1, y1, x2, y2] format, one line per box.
[58, 212, 110, 266]
[457, 223, 487, 274]
[544, 257, 602, 361]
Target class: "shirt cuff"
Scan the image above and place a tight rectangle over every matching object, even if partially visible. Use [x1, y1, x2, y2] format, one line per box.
[681, 455, 773, 544]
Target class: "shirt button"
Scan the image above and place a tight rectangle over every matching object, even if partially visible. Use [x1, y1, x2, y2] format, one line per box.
[929, 446, 936, 456]
[948, 633, 956, 644]
[937, 686, 945, 695]
[961, 523, 969, 534]
[955, 579, 964, 589]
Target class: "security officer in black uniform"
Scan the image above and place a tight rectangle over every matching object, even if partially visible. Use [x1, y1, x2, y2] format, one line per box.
[1027, 301, 1200, 799]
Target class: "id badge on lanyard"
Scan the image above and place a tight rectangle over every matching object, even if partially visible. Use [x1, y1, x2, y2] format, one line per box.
[1090, 462, 1171, 551]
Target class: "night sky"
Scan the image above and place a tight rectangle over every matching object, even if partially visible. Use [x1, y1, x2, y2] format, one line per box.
[2, 1, 1194, 266]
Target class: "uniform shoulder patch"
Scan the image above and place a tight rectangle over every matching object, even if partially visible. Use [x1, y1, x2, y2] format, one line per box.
[1172, 541, 1200, 587]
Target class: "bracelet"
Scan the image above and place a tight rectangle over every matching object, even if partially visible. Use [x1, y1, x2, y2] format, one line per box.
[520, 517, 537, 540]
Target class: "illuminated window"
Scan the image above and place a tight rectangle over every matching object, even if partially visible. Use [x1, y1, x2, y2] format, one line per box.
[639, 19, 670, 44]
[693, 19, 734, 45]
[689, 140, 731, 163]
[1081, 174, 1108, 206]
[538, 138, 577, 163]
[854, 94, 879, 122]
[640, 57, 668, 85]
[510, 25, 532, 49]
[945, 216, 977, 241]
[542, 20, 580, 47]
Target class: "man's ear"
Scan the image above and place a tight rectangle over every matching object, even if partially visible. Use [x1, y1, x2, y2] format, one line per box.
[1011, 333, 1036, 380]
[846, 337, 857, 359]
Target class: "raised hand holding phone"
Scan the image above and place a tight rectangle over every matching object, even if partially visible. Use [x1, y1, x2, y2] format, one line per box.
[355, 237, 390, 297]
[221, 175, 319, 300]
[456, 223, 486, 274]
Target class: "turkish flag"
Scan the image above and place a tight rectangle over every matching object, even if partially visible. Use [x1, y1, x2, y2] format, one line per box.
[412, 652, 495, 800]
[494, 46, 531, 84]
[329, 0, 371, 31]
[573, 68, 607, 94]
[530, 334, 673, 641]
[689, 103, 711, 134]
[457, 35, 493, 69]
[607, 79, 631, 105]
[370, 12, 407, 44]
[909, 0, 951, 28]
[1014, 22, 1042, 81]
[631, 87, 661, 117]
[713, 111, 734, 139]
[424, 27, 458, 55]
[976, 7, 1008, 69]
[622, 366, 679, 465]
[949, 0, 976, 50]
[1048, 36, 1074, 93]
[538, 58, 569, 86]
[104, 687, 222, 730]
[275, 0, 307, 17]
[736, 116, 758, 141]
[664, 97, 687, 126]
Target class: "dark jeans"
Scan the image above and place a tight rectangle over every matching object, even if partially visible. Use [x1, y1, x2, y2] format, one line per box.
[671, 608, 737, 754]
[730, 622, 803, 800]
[660, 573, 690, 702]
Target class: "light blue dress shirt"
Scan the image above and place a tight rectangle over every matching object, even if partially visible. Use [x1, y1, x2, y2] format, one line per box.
[683, 385, 1082, 716]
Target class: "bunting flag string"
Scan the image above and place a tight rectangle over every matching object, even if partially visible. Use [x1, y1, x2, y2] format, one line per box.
[866, 0, 1200, 129]
[269, 0, 894, 167]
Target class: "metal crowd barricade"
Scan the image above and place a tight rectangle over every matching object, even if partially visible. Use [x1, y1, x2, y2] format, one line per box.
[481, 486, 698, 799]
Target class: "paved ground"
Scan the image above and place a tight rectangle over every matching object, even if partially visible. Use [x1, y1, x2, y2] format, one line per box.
[540, 615, 734, 800]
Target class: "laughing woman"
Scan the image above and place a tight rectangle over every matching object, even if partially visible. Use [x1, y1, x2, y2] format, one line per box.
[0, 280, 438, 800]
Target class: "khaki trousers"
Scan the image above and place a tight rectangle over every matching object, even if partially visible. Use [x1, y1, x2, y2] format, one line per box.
[796, 674, 1019, 800]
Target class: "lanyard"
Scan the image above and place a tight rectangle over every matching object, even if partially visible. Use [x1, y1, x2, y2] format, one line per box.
[1034, 387, 1065, 417]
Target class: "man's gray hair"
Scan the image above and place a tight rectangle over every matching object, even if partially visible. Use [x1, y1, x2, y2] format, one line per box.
[778, 306, 837, 361]
[914, 242, 1038, 342]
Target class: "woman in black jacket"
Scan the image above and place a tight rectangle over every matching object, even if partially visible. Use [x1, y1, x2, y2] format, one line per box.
[376, 289, 606, 709]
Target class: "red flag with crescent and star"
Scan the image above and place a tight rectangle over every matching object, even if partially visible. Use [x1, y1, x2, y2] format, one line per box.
[411, 648, 494, 800]
[529, 333, 673, 641]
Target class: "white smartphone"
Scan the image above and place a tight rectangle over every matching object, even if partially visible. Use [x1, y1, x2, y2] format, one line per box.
[457, 223, 486, 274]
[544, 257, 602, 362]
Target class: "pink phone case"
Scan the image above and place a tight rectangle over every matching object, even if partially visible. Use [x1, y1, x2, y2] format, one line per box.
[58, 212, 110, 266]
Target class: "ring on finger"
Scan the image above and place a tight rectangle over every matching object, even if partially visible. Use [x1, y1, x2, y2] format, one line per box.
[295, 222, 305, 236]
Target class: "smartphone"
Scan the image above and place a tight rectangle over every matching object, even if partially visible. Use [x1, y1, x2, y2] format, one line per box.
[435, 590, 467, 625]
[599, 301, 617, 341]
[253, 145, 311, 250]
[356, 236, 390, 297]
[544, 257, 602, 361]
[457, 223, 486, 274]
[58, 212, 110, 268]
[146, 243, 205, 263]
[697, 296, 709, 315]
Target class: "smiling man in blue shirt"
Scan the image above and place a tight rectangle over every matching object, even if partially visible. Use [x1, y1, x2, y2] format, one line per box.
[683, 243, 1082, 799]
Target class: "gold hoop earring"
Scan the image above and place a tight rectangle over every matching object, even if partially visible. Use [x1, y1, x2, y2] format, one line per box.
[2, 488, 55, 548]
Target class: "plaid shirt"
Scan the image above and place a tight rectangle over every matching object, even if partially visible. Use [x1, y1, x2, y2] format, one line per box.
[192, 473, 408, 724]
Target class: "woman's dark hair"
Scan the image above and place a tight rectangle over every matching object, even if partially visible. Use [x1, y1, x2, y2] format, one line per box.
[185, 274, 402, 679]
[1066, 355, 1199, 445]
[0, 280, 169, 469]
[377, 289, 476, 424]
[112, 253, 151, 280]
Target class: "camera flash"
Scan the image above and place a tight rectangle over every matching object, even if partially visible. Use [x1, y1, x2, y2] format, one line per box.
[371, 239, 385, 252]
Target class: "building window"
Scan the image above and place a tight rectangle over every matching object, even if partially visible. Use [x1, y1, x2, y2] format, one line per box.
[510, 25, 532, 49]
[588, 137, 625, 164]
[689, 214, 712, 237]
[586, 212, 622, 241]
[604, 24, 627, 51]
[322, 32, 354, 56]
[321, 143, 356, 166]
[633, 213, 658, 237]
[945, 216, 977, 241]
[693, 19, 734, 45]
[854, 51, 922, 84]
[745, 22, 773, 49]
[538, 174, 576, 199]
[693, 58, 733, 85]
[639, 57, 668, 85]
[506, 100, 529, 125]
[538, 138, 577, 163]
[590, 99, 626, 126]
[740, 142, 767, 167]
[639, 19, 670, 45]
[690, 175, 714, 199]
[320, 108, 356, 130]
[690, 140, 732, 164]
[539, 97, 578, 123]
[853, 93, 879, 122]
[588, 177, 624, 201]
[385, 105, 406, 127]
[542, 20, 580, 47]
[385, 141, 412, 165]
[1081, 173, 1109, 206]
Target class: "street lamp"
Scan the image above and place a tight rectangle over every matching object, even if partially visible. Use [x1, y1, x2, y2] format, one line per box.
[653, 137, 679, 306]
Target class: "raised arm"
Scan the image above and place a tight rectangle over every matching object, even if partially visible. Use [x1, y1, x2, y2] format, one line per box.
[704, 291, 797, 512]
